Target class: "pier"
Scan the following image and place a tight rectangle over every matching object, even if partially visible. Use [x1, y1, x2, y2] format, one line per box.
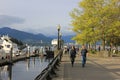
[52, 53, 120, 80]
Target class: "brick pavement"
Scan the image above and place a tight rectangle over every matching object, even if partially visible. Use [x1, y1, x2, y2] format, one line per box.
[53, 53, 120, 80]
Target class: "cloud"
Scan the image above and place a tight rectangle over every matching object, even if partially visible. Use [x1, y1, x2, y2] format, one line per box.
[0, 15, 25, 26]
[28, 26, 75, 36]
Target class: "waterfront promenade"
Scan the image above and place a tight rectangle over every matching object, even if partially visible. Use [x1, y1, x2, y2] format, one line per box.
[53, 53, 120, 80]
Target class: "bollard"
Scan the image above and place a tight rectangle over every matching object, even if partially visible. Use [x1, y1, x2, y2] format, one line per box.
[9, 47, 13, 63]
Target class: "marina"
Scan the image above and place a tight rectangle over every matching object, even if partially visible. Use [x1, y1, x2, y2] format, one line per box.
[0, 56, 53, 80]
[0, 0, 120, 79]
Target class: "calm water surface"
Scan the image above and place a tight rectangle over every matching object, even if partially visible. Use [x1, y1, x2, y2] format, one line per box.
[0, 56, 52, 80]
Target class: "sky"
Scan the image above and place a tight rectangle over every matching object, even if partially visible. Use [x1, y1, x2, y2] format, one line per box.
[0, 0, 81, 36]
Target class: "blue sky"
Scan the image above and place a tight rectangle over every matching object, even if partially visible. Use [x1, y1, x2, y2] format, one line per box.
[0, 0, 81, 36]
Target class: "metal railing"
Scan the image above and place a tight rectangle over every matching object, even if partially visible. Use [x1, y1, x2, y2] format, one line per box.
[34, 50, 63, 80]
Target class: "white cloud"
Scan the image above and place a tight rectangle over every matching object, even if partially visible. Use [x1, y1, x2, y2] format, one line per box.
[0, 15, 25, 26]
[0, 0, 80, 36]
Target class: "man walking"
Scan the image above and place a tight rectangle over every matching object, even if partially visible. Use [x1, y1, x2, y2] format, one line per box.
[80, 45, 88, 67]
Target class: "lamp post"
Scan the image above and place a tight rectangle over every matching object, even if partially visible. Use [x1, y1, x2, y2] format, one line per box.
[26, 44, 30, 58]
[28, 45, 30, 57]
[57, 24, 61, 50]
[59, 32, 62, 49]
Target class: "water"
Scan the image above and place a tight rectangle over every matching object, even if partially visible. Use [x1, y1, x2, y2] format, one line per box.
[0, 56, 52, 80]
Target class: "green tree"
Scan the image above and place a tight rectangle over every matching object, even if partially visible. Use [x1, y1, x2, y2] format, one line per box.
[70, 0, 120, 50]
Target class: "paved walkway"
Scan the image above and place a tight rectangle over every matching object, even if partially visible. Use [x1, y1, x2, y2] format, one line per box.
[53, 53, 120, 80]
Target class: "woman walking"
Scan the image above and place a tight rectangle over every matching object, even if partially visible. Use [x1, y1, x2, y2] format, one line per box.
[70, 46, 76, 67]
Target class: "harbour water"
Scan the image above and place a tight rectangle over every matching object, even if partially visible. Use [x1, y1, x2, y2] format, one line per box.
[0, 56, 52, 80]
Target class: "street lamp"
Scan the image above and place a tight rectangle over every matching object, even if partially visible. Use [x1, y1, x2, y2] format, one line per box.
[57, 24, 61, 50]
[59, 32, 62, 49]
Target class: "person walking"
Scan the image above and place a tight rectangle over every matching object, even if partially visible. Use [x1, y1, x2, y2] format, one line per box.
[70, 45, 76, 67]
[80, 45, 88, 67]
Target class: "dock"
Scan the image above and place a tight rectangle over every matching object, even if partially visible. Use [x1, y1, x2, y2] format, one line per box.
[53, 53, 120, 80]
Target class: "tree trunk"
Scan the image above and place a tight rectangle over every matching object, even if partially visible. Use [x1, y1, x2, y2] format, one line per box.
[102, 39, 105, 50]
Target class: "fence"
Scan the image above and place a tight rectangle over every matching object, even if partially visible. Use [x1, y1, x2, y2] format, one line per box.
[34, 50, 63, 80]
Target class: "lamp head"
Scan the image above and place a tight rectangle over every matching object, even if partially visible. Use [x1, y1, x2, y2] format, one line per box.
[57, 24, 61, 31]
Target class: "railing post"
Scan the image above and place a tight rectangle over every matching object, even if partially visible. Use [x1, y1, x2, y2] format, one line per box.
[46, 72, 52, 80]
[10, 47, 13, 63]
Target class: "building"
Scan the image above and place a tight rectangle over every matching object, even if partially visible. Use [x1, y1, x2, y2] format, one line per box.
[51, 39, 58, 46]
[0, 35, 19, 59]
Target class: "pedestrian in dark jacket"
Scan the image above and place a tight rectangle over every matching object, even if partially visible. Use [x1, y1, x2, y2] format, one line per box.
[80, 45, 88, 67]
[70, 45, 76, 67]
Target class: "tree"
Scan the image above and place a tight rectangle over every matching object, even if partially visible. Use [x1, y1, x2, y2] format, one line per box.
[70, 0, 120, 50]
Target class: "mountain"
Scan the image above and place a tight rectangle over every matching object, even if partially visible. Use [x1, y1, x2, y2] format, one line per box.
[0, 27, 52, 45]
[62, 35, 75, 43]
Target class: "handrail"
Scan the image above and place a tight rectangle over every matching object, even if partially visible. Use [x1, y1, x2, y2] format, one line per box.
[34, 50, 62, 80]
